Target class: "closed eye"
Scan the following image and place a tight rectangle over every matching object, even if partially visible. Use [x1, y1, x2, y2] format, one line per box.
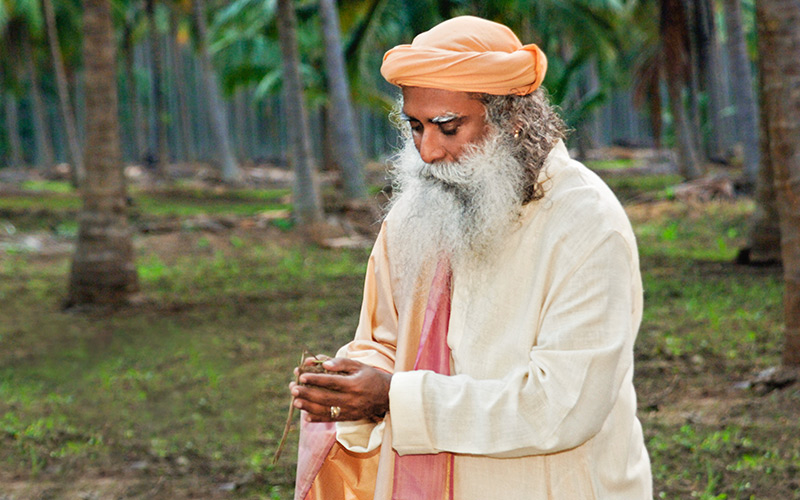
[439, 124, 459, 136]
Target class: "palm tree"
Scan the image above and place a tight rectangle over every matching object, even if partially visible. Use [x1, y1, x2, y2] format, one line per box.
[276, 0, 323, 226]
[755, 0, 800, 366]
[167, 4, 196, 162]
[319, 0, 366, 201]
[42, 0, 84, 183]
[1, 0, 53, 169]
[192, 0, 241, 183]
[22, 28, 55, 169]
[67, 0, 139, 307]
[146, 0, 169, 175]
[660, 0, 702, 179]
[692, 0, 729, 160]
[2, 77, 24, 167]
[120, 7, 148, 162]
[723, 0, 759, 185]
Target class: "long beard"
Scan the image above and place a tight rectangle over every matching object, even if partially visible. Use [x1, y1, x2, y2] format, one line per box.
[386, 131, 528, 285]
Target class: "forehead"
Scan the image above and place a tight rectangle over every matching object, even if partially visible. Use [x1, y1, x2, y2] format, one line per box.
[401, 86, 485, 120]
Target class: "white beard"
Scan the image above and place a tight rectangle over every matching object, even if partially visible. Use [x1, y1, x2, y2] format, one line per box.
[386, 131, 528, 287]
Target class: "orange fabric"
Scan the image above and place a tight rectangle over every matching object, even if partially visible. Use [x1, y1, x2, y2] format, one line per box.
[380, 16, 547, 96]
[305, 443, 381, 500]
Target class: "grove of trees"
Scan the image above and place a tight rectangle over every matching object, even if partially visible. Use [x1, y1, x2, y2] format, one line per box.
[0, 0, 798, 364]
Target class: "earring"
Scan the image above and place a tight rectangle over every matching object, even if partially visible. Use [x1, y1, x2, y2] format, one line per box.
[513, 129, 521, 139]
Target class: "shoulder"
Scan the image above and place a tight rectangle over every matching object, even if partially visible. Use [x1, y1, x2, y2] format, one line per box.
[518, 141, 637, 257]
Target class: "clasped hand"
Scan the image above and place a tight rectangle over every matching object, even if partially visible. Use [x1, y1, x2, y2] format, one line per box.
[290, 357, 392, 422]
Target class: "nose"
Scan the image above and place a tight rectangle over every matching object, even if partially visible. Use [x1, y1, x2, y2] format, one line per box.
[417, 131, 447, 164]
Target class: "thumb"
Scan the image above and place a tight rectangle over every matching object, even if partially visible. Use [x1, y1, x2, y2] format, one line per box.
[322, 357, 362, 374]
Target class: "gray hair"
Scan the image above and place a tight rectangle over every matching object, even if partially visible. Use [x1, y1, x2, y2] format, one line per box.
[390, 87, 567, 204]
[478, 89, 567, 203]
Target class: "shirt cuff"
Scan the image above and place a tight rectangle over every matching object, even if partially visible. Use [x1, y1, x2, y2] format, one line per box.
[336, 419, 385, 453]
[388, 370, 436, 455]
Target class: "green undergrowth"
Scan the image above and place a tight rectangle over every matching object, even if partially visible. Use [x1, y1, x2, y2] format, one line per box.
[0, 184, 292, 232]
[584, 158, 636, 171]
[604, 173, 684, 202]
[0, 172, 795, 499]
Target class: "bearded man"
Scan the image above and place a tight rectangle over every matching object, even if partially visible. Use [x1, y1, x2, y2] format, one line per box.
[290, 16, 652, 500]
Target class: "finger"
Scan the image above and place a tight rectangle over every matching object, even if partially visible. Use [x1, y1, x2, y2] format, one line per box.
[298, 372, 357, 392]
[293, 399, 332, 421]
[321, 357, 363, 374]
[293, 382, 345, 407]
[293, 396, 352, 422]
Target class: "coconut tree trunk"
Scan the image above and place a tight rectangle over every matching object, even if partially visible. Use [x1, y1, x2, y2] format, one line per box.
[723, 0, 760, 185]
[648, 69, 663, 149]
[743, 34, 780, 266]
[661, 0, 702, 179]
[146, 0, 169, 175]
[756, 0, 800, 366]
[693, 0, 729, 160]
[3, 89, 24, 167]
[744, 130, 781, 264]
[192, 0, 241, 183]
[67, 0, 139, 307]
[319, 0, 367, 200]
[169, 7, 195, 162]
[276, 0, 324, 225]
[42, 0, 85, 183]
[22, 35, 56, 170]
[122, 23, 147, 162]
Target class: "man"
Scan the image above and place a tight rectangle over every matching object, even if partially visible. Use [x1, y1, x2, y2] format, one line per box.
[290, 16, 652, 500]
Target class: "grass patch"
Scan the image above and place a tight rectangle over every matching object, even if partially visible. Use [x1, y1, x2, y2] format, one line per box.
[20, 180, 75, 194]
[0, 173, 795, 499]
[585, 158, 636, 171]
[604, 173, 684, 202]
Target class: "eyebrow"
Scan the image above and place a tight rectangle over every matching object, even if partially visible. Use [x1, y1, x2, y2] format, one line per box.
[430, 112, 461, 124]
[400, 111, 462, 124]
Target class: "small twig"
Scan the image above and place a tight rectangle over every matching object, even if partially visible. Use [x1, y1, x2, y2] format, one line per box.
[272, 350, 329, 464]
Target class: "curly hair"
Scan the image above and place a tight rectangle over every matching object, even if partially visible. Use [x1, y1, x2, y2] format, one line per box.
[478, 89, 567, 203]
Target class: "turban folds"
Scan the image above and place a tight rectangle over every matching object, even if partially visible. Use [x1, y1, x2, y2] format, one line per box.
[381, 16, 547, 96]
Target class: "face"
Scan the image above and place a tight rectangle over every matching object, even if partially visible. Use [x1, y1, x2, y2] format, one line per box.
[401, 86, 489, 164]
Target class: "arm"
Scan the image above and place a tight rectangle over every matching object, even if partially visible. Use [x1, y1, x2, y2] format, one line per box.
[389, 231, 641, 457]
[292, 224, 398, 425]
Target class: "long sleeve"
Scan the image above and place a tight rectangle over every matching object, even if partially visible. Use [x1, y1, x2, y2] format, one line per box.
[324, 141, 651, 499]
[389, 228, 640, 457]
[336, 223, 399, 372]
[335, 224, 398, 452]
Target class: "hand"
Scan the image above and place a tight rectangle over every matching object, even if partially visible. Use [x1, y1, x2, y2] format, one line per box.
[290, 357, 391, 423]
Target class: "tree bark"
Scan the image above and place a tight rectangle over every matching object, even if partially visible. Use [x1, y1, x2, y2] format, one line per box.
[169, 7, 196, 162]
[146, 0, 169, 175]
[122, 22, 147, 162]
[23, 34, 56, 170]
[723, 0, 760, 185]
[693, 0, 730, 160]
[193, 0, 241, 182]
[744, 121, 781, 264]
[756, 0, 800, 366]
[68, 0, 139, 307]
[277, 0, 324, 226]
[42, 0, 85, 184]
[661, 0, 702, 179]
[3, 90, 25, 167]
[319, 0, 367, 200]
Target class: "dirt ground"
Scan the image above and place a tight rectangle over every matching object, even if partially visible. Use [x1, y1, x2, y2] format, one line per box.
[1, 158, 798, 500]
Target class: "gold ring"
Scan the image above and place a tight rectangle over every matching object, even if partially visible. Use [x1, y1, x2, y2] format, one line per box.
[330, 406, 341, 419]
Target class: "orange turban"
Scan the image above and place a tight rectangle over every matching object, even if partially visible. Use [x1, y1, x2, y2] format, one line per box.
[380, 16, 547, 96]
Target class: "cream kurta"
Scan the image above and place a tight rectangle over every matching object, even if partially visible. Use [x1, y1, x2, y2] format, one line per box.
[335, 141, 652, 499]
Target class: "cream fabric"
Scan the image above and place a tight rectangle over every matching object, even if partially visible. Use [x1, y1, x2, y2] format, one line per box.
[335, 141, 652, 499]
